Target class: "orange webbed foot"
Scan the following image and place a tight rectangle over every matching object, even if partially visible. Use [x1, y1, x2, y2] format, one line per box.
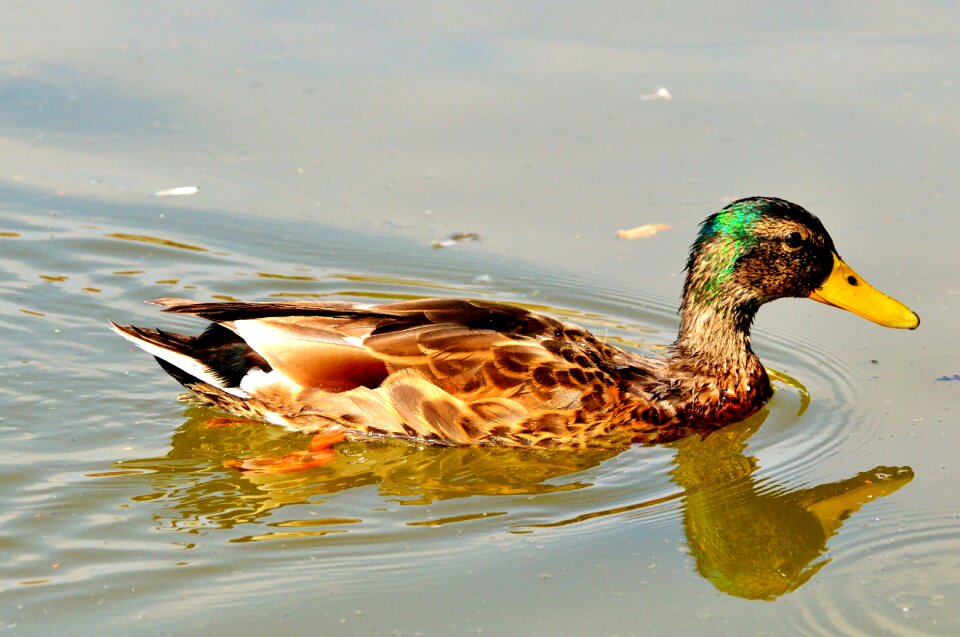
[224, 431, 346, 475]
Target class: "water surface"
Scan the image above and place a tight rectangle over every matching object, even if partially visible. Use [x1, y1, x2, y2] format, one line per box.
[1, 3, 958, 636]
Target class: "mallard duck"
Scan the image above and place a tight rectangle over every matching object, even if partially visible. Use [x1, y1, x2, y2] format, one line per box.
[112, 197, 918, 449]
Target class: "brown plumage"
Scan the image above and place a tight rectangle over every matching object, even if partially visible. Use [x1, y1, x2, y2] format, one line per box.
[111, 197, 919, 448]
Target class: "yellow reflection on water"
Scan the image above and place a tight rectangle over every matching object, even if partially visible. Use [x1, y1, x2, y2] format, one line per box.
[767, 368, 811, 417]
[256, 272, 319, 281]
[107, 232, 209, 252]
[407, 511, 508, 527]
[330, 273, 482, 291]
[671, 416, 912, 600]
[108, 407, 622, 529]
[102, 401, 911, 600]
[233, 529, 349, 543]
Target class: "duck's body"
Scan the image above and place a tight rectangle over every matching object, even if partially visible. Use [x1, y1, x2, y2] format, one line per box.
[115, 296, 770, 447]
[112, 197, 919, 448]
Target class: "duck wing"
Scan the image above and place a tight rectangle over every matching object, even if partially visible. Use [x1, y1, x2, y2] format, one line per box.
[121, 297, 652, 445]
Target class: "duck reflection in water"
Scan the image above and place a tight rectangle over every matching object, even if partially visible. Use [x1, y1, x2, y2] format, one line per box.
[669, 416, 912, 600]
[104, 404, 911, 600]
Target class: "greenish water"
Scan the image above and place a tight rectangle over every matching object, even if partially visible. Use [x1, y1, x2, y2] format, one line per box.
[1, 3, 958, 636]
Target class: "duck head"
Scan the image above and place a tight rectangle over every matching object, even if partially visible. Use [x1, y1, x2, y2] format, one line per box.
[682, 196, 919, 330]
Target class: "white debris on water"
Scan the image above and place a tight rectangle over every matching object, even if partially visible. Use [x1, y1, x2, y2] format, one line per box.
[640, 87, 673, 102]
[153, 186, 199, 197]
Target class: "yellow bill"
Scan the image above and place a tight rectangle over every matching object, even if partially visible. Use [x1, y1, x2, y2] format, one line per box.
[808, 254, 919, 329]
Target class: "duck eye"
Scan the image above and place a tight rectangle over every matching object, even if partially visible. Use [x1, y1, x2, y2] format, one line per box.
[784, 232, 804, 249]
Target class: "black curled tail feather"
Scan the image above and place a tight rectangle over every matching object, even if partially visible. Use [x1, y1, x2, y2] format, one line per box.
[190, 323, 272, 387]
[110, 322, 270, 390]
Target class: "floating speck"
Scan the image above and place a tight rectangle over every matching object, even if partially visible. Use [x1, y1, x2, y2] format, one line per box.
[153, 186, 199, 197]
[432, 232, 480, 249]
[617, 223, 671, 239]
[640, 87, 673, 102]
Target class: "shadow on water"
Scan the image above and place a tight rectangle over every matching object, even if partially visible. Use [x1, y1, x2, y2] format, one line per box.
[93, 405, 912, 601]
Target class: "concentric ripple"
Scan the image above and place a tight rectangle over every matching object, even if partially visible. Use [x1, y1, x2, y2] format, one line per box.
[781, 507, 960, 637]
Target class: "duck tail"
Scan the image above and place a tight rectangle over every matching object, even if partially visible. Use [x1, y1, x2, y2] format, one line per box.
[109, 322, 269, 398]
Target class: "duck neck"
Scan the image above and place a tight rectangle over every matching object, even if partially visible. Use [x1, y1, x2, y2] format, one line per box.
[672, 293, 762, 375]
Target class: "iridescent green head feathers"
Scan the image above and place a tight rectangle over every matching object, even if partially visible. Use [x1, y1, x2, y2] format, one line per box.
[688, 199, 765, 303]
[682, 197, 839, 312]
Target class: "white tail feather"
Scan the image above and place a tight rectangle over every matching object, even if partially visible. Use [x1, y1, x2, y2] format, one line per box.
[110, 323, 247, 397]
